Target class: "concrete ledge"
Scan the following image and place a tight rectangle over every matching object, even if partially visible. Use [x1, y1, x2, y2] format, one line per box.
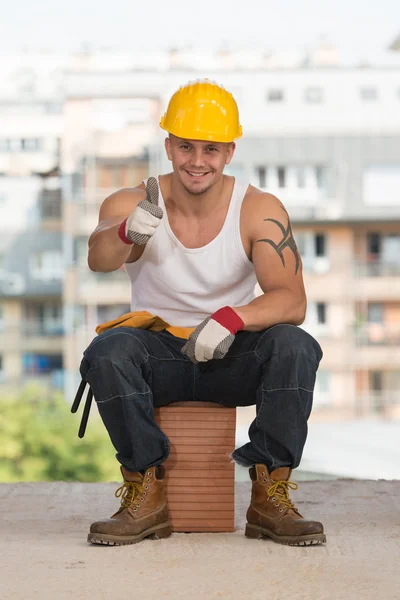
[1, 479, 399, 599]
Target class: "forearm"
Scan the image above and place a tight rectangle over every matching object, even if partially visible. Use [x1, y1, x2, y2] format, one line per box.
[233, 288, 306, 332]
[88, 223, 132, 272]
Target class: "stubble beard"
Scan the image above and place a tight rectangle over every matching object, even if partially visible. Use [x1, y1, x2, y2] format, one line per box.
[179, 168, 218, 197]
[181, 182, 214, 196]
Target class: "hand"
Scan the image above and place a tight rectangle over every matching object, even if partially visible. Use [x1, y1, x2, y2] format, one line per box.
[181, 307, 244, 363]
[118, 177, 163, 245]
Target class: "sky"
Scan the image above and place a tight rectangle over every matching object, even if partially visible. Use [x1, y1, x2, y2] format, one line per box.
[1, 0, 399, 64]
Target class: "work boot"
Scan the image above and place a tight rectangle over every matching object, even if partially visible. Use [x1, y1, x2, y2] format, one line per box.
[245, 464, 326, 546]
[88, 465, 171, 546]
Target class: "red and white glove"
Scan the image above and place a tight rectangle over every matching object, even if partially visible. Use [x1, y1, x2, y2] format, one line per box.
[118, 177, 163, 245]
[181, 307, 244, 363]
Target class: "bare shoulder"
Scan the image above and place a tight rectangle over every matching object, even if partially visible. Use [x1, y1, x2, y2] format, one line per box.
[241, 186, 290, 240]
[98, 183, 146, 222]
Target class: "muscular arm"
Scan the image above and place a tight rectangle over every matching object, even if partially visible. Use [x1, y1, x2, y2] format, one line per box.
[88, 185, 145, 272]
[233, 192, 306, 332]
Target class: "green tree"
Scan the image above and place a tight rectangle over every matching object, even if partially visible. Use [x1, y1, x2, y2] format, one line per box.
[0, 387, 119, 482]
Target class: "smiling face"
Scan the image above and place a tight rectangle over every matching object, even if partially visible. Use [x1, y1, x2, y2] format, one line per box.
[165, 134, 236, 195]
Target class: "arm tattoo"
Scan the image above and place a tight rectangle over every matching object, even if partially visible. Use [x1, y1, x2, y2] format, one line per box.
[256, 205, 300, 274]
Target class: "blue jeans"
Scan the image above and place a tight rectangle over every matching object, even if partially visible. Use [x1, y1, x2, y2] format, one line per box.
[79, 324, 323, 473]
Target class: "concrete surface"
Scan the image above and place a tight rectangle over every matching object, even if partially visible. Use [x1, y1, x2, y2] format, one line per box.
[235, 409, 400, 480]
[1, 479, 400, 600]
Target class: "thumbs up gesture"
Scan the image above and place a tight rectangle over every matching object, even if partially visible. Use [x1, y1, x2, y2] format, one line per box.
[118, 177, 163, 245]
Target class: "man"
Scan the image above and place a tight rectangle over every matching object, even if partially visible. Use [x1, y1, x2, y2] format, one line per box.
[80, 79, 325, 547]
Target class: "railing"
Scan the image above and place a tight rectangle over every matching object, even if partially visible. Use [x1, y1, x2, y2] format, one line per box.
[354, 261, 400, 277]
[353, 323, 400, 346]
[39, 190, 62, 220]
[0, 371, 64, 391]
[356, 392, 400, 414]
[22, 322, 65, 337]
[0, 323, 64, 337]
[77, 267, 128, 284]
[301, 257, 331, 274]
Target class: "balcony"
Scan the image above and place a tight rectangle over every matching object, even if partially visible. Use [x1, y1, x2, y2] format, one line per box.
[354, 260, 400, 278]
[356, 392, 400, 419]
[0, 323, 64, 353]
[354, 322, 400, 347]
[76, 267, 130, 304]
[0, 371, 64, 392]
[38, 189, 62, 224]
[353, 260, 400, 300]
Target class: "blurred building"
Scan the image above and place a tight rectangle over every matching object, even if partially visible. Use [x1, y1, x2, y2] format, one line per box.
[0, 54, 64, 391]
[1, 46, 400, 419]
[61, 54, 161, 397]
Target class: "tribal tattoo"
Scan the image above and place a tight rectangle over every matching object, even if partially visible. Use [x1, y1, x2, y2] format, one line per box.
[256, 205, 300, 274]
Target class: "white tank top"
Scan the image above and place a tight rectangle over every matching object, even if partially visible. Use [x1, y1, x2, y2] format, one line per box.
[124, 177, 257, 328]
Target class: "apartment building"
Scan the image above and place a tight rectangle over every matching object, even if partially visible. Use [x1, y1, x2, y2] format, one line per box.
[0, 54, 64, 391]
[230, 136, 400, 420]
[62, 80, 160, 397]
[1, 46, 400, 419]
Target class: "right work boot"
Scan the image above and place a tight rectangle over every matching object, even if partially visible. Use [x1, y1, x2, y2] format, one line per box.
[88, 465, 171, 546]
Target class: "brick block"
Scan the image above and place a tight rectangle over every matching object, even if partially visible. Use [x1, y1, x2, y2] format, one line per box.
[154, 402, 236, 532]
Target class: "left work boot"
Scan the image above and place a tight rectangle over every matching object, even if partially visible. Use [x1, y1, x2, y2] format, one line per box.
[88, 465, 171, 546]
[245, 464, 326, 546]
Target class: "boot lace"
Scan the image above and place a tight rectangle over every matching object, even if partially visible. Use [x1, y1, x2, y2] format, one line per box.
[115, 481, 144, 509]
[268, 480, 299, 513]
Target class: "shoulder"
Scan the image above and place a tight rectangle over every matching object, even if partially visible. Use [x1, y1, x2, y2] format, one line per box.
[98, 183, 146, 221]
[241, 185, 290, 240]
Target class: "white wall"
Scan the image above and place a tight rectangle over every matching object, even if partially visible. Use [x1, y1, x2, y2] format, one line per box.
[0, 176, 43, 230]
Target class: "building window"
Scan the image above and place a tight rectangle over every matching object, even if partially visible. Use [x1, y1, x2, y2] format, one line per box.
[21, 138, 41, 152]
[382, 234, 400, 266]
[22, 353, 63, 375]
[370, 370, 383, 391]
[295, 231, 330, 271]
[8, 139, 22, 152]
[23, 302, 63, 336]
[74, 237, 88, 266]
[0, 137, 41, 152]
[314, 370, 331, 406]
[363, 166, 400, 207]
[256, 166, 267, 188]
[277, 167, 286, 188]
[360, 87, 378, 101]
[305, 87, 324, 103]
[317, 370, 330, 393]
[315, 166, 328, 189]
[370, 370, 384, 413]
[30, 251, 63, 281]
[316, 302, 326, 324]
[267, 89, 284, 102]
[367, 232, 381, 257]
[367, 303, 383, 323]
[97, 304, 131, 324]
[387, 370, 400, 390]
[315, 234, 326, 257]
[296, 167, 306, 188]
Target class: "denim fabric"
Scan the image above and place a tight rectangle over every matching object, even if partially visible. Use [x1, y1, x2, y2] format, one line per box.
[79, 324, 323, 473]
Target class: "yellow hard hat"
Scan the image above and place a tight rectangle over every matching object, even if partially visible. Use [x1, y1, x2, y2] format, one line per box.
[160, 79, 243, 143]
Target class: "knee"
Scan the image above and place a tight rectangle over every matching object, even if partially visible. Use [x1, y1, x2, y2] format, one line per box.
[81, 328, 149, 372]
[256, 324, 323, 363]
